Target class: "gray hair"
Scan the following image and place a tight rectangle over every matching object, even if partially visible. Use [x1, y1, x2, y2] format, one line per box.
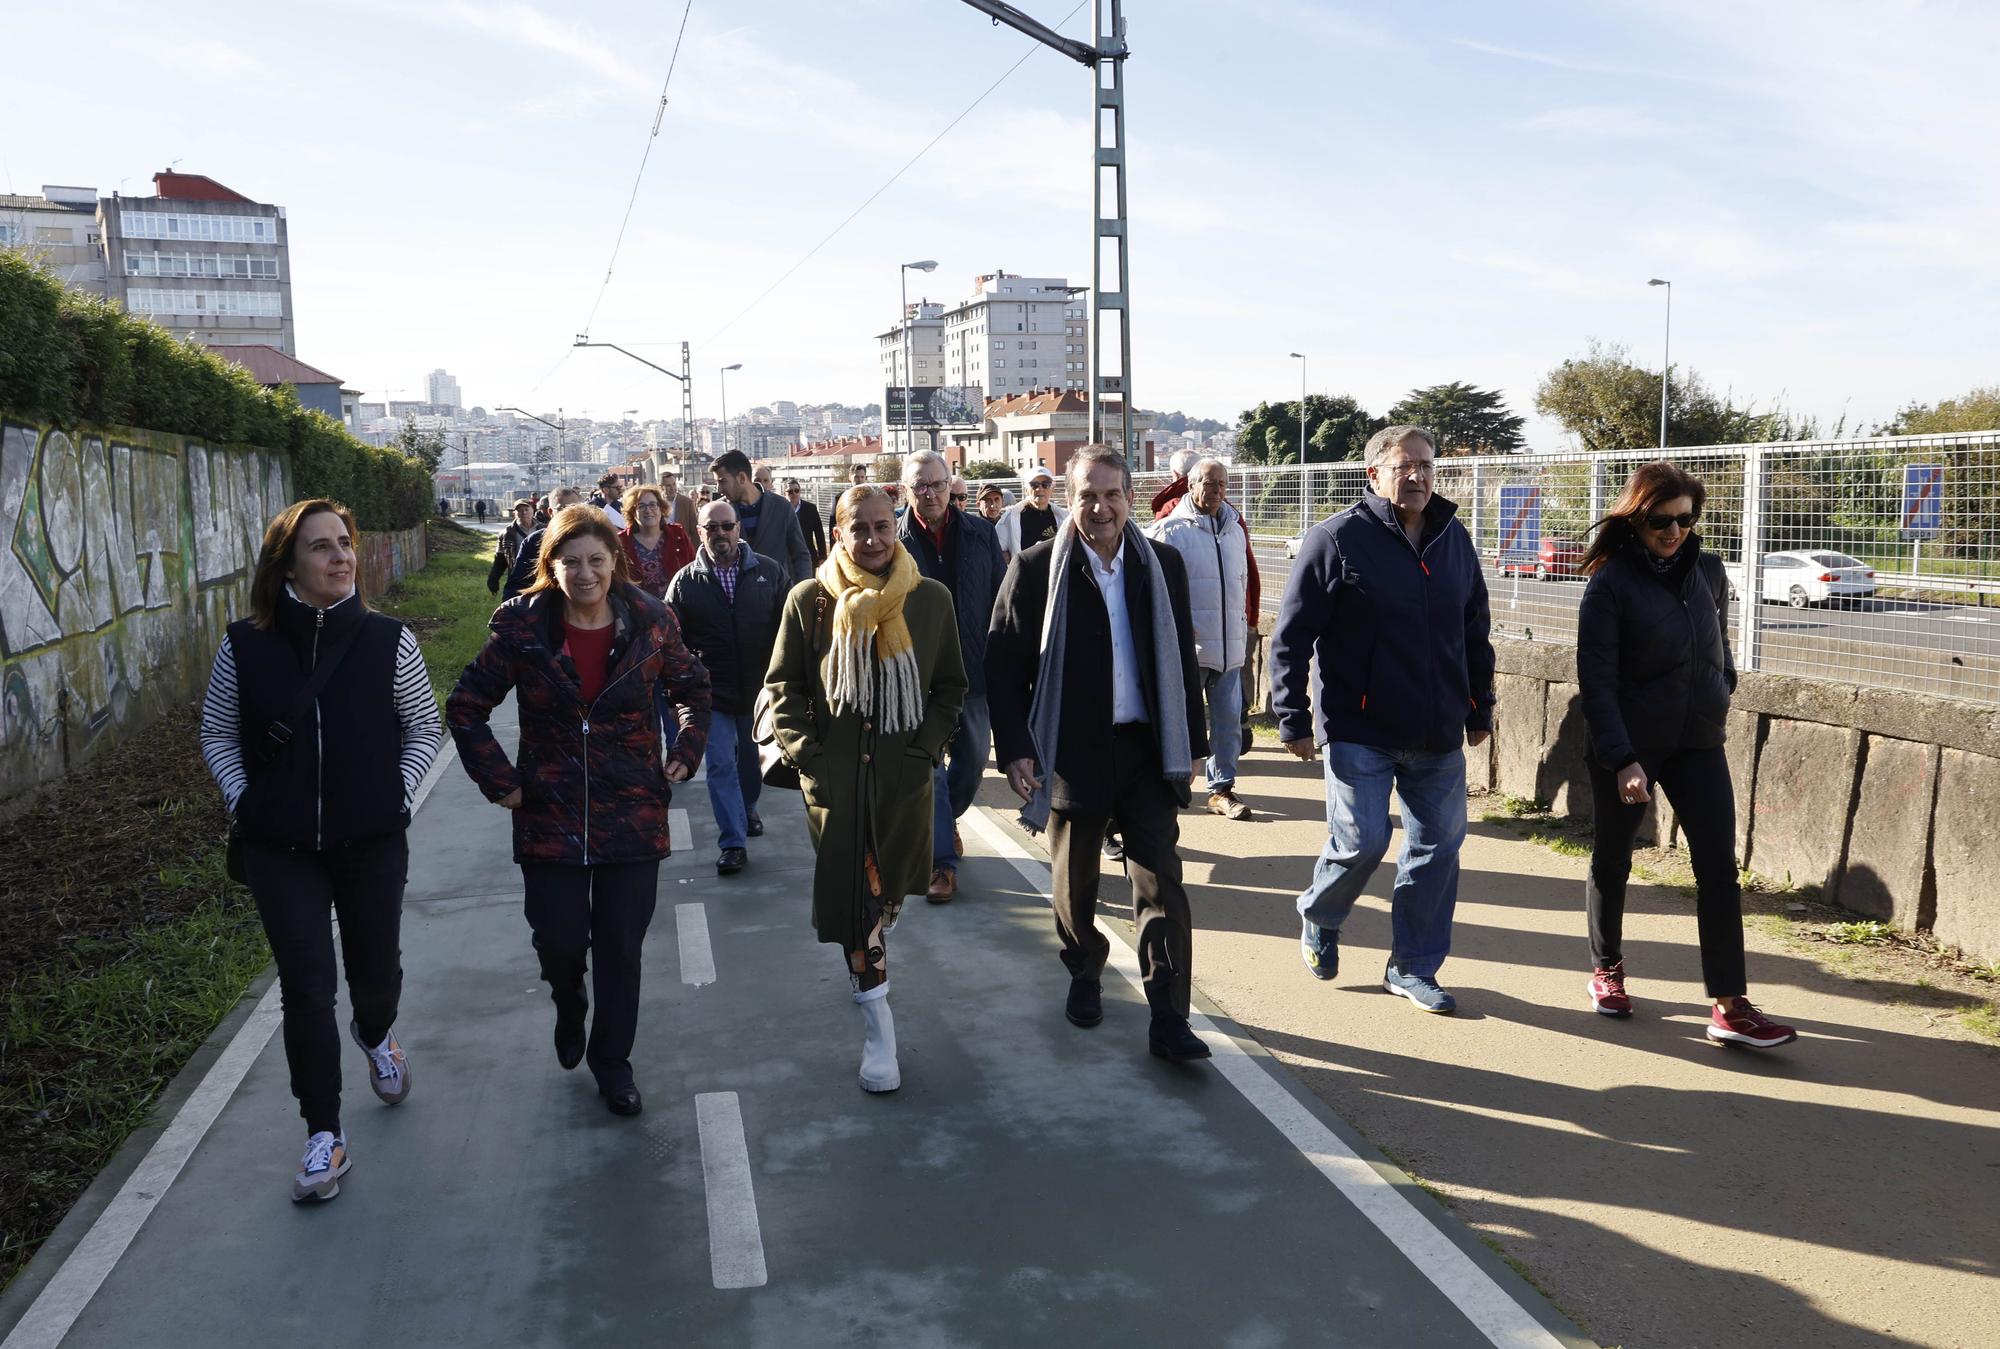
[1191, 456, 1228, 482]
[1364, 425, 1437, 468]
[1066, 444, 1131, 493]
[901, 448, 949, 483]
[1168, 448, 1199, 478]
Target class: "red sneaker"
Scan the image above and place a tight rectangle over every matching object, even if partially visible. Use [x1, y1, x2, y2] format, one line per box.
[1587, 962, 1632, 1017]
[1707, 999, 1797, 1048]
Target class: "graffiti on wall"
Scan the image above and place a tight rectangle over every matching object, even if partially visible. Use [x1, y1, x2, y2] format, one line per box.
[0, 416, 291, 803]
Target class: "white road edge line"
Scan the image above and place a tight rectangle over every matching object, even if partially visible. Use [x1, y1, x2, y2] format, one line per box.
[3, 729, 463, 1349]
[694, 1092, 769, 1290]
[677, 903, 716, 987]
[960, 805, 1568, 1349]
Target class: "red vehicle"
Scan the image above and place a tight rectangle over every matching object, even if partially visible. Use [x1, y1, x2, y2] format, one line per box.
[1495, 535, 1584, 581]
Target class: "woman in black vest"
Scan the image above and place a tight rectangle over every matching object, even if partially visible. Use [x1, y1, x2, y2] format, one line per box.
[200, 499, 445, 1202]
[1576, 462, 1795, 1048]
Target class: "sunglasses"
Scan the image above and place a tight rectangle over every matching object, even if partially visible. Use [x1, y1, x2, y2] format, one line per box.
[701, 522, 739, 534]
[1644, 512, 1698, 531]
[950, 494, 968, 504]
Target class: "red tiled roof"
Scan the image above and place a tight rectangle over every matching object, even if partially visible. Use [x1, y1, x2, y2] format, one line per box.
[206, 344, 342, 387]
[153, 172, 254, 203]
[985, 387, 1086, 418]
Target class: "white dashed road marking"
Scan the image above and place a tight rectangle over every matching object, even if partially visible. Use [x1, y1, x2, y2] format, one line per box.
[676, 903, 716, 987]
[694, 1092, 768, 1290]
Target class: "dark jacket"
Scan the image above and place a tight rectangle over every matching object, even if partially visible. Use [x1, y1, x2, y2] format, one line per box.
[737, 488, 814, 591]
[797, 499, 827, 565]
[488, 522, 531, 594]
[504, 526, 547, 599]
[1576, 536, 1736, 770]
[1270, 491, 1495, 753]
[664, 547, 786, 714]
[986, 534, 1208, 816]
[227, 590, 409, 849]
[898, 507, 1005, 697]
[447, 583, 712, 865]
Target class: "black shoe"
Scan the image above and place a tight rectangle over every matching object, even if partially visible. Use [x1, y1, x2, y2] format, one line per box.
[746, 813, 764, 838]
[1148, 1016, 1212, 1062]
[1101, 832, 1124, 862]
[717, 847, 747, 875]
[599, 1083, 643, 1116]
[1065, 977, 1103, 1028]
[553, 994, 586, 1070]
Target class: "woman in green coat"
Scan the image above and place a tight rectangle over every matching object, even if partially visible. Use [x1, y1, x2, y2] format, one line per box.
[765, 485, 967, 1093]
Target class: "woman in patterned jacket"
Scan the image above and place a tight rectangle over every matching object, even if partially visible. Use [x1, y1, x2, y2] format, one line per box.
[448, 505, 711, 1117]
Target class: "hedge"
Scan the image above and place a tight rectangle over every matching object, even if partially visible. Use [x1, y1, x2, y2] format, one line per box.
[0, 252, 431, 530]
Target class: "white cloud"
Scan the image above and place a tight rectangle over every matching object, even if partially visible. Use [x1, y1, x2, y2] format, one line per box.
[1511, 103, 1689, 141]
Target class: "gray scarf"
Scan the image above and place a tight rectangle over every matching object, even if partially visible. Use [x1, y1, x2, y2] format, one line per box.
[1020, 519, 1193, 833]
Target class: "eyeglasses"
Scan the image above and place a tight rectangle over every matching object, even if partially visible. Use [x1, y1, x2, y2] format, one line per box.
[910, 479, 949, 496]
[701, 522, 738, 534]
[1379, 460, 1435, 480]
[950, 493, 968, 504]
[1644, 512, 1697, 531]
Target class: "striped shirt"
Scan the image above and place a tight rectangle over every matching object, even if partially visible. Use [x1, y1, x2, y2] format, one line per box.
[200, 624, 444, 816]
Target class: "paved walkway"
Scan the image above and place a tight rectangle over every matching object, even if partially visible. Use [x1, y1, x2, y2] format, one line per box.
[0, 705, 1586, 1349]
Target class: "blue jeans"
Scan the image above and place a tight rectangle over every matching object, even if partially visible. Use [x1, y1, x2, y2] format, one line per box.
[1202, 667, 1244, 791]
[932, 693, 991, 872]
[1296, 741, 1467, 979]
[704, 712, 763, 851]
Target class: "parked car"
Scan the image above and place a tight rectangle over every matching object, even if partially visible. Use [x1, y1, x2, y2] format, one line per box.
[1495, 535, 1585, 581]
[1283, 530, 1306, 560]
[1757, 551, 1877, 608]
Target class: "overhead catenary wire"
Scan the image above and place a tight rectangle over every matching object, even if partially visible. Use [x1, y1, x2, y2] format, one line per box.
[702, 0, 1088, 346]
[578, 0, 697, 342]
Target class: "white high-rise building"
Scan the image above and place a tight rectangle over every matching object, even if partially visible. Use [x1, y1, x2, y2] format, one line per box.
[940, 271, 1081, 399]
[426, 368, 462, 409]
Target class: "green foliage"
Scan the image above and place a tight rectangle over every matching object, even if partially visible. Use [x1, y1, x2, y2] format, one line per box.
[1876, 386, 2000, 435]
[0, 252, 429, 530]
[1236, 394, 1384, 466]
[391, 422, 450, 474]
[1386, 382, 1526, 455]
[1534, 339, 1790, 453]
[960, 458, 1015, 480]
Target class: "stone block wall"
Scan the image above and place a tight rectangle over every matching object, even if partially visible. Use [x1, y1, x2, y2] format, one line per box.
[1489, 636, 2000, 965]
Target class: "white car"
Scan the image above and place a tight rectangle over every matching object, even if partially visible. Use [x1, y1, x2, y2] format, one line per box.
[1758, 551, 1877, 608]
[1283, 530, 1306, 560]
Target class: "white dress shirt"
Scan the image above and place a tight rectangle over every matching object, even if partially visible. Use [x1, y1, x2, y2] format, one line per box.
[1084, 539, 1149, 724]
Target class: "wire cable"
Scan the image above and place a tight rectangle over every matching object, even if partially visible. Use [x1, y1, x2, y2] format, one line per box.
[702, 0, 1087, 345]
[578, 0, 696, 342]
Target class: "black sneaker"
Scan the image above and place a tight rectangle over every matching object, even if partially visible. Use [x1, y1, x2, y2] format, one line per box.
[1102, 832, 1124, 862]
[1148, 1016, 1211, 1062]
[717, 847, 747, 875]
[1066, 977, 1103, 1028]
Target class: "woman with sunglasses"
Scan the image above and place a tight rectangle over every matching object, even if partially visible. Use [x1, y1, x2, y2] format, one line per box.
[1575, 461, 1796, 1047]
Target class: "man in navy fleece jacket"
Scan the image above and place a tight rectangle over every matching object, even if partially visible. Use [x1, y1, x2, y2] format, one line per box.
[1268, 425, 1495, 1014]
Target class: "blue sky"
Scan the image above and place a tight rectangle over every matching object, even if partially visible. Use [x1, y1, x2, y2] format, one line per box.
[6, 0, 1996, 444]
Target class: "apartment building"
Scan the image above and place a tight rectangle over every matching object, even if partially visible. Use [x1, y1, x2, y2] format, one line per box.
[939, 272, 1085, 400]
[98, 171, 294, 354]
[0, 186, 110, 296]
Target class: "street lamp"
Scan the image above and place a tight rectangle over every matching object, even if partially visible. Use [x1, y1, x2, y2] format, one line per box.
[1648, 278, 1671, 450]
[497, 406, 564, 500]
[1288, 352, 1306, 462]
[718, 364, 742, 459]
[900, 259, 938, 458]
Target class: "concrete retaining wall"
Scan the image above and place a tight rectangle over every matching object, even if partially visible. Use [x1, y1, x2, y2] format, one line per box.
[1483, 636, 2000, 965]
[0, 414, 428, 815]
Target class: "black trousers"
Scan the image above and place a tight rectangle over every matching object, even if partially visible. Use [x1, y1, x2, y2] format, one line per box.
[244, 832, 409, 1137]
[1585, 746, 1747, 999]
[521, 860, 660, 1089]
[1047, 725, 1194, 1020]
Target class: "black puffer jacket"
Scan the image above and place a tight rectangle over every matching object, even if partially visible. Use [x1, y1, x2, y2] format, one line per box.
[663, 547, 786, 714]
[1576, 535, 1736, 769]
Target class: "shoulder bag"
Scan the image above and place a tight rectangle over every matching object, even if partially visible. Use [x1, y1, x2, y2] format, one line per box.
[750, 586, 825, 791]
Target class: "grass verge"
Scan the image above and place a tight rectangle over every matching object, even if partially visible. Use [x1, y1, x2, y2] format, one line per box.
[370, 520, 499, 701]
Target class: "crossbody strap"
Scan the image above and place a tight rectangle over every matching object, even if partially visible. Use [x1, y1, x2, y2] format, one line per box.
[260, 619, 365, 760]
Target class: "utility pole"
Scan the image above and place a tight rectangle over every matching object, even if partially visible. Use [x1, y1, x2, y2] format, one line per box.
[573, 337, 696, 458]
[957, 0, 1133, 457]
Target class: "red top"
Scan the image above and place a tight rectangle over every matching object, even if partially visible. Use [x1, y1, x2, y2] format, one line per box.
[618, 525, 696, 599]
[564, 622, 616, 705]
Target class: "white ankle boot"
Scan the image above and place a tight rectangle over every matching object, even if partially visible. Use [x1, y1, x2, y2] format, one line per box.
[854, 982, 900, 1093]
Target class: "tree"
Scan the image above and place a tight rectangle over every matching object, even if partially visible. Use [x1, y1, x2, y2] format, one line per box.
[1235, 394, 1383, 465]
[1534, 340, 1784, 452]
[1875, 386, 2000, 435]
[1385, 382, 1525, 455]
[961, 459, 1015, 480]
[392, 422, 450, 473]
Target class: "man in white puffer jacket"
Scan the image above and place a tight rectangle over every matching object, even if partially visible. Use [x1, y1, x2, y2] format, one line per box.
[1146, 457, 1253, 819]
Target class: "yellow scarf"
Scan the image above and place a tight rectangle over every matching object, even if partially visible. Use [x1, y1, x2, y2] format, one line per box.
[816, 543, 925, 733]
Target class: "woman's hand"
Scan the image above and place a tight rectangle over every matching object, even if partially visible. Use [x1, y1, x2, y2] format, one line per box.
[1616, 763, 1650, 805]
[664, 758, 693, 784]
[498, 787, 523, 810]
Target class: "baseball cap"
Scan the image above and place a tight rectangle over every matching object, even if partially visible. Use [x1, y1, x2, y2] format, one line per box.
[1024, 466, 1054, 484]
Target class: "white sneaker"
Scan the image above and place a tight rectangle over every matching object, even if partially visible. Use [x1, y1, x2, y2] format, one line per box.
[854, 983, 900, 1093]
[350, 1021, 411, 1105]
[291, 1130, 350, 1203]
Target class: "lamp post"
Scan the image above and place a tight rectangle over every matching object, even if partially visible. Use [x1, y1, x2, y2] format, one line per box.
[1288, 352, 1307, 461]
[1647, 278, 1671, 450]
[900, 259, 938, 458]
[497, 406, 564, 500]
[718, 364, 742, 459]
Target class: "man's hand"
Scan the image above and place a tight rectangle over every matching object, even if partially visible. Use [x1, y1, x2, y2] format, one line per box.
[497, 787, 523, 810]
[1468, 729, 1491, 748]
[1005, 757, 1042, 802]
[664, 759, 693, 784]
[1615, 762, 1650, 805]
[1282, 738, 1318, 762]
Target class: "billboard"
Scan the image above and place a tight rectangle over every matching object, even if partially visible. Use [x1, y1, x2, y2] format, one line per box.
[885, 385, 985, 427]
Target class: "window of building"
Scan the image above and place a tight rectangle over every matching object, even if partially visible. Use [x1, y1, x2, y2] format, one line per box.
[0, 224, 18, 246]
[127, 288, 283, 317]
[1020, 340, 1036, 349]
[993, 340, 1006, 350]
[35, 226, 74, 244]
[994, 359, 1007, 369]
[122, 211, 277, 244]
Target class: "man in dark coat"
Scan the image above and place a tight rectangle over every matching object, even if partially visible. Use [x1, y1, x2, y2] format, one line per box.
[897, 450, 1004, 903]
[665, 499, 787, 875]
[783, 477, 827, 565]
[504, 486, 582, 598]
[986, 446, 1212, 1064]
[710, 450, 812, 589]
[1269, 424, 1494, 1014]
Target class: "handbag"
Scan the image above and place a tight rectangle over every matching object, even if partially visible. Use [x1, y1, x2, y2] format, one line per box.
[225, 621, 365, 884]
[751, 587, 825, 791]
